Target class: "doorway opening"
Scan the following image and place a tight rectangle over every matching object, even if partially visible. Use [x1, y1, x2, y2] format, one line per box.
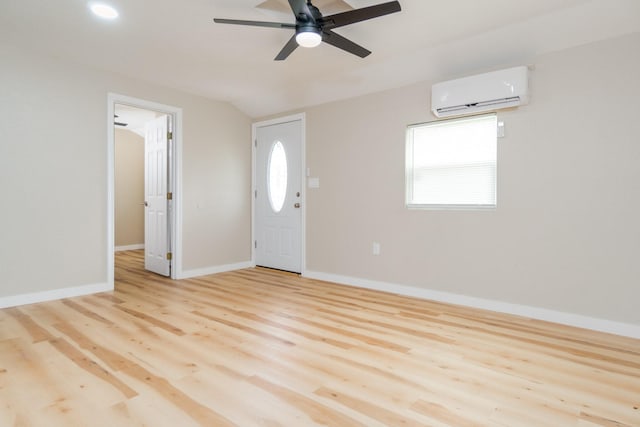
[107, 94, 183, 286]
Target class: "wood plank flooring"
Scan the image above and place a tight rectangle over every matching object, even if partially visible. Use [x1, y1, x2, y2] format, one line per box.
[1, 250, 639, 426]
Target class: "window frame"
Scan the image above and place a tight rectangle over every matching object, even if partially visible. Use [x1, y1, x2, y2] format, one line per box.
[405, 113, 498, 211]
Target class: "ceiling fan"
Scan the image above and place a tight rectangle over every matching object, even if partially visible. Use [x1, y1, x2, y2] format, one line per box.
[214, 0, 401, 60]
[114, 114, 128, 127]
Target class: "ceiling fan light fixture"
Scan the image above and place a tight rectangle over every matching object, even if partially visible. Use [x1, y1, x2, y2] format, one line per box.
[295, 27, 322, 48]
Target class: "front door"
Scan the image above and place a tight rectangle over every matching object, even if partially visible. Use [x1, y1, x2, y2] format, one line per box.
[144, 115, 171, 276]
[255, 119, 303, 273]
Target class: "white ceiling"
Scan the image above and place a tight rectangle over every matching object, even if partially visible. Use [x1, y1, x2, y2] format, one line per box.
[1, 0, 638, 118]
[114, 104, 161, 137]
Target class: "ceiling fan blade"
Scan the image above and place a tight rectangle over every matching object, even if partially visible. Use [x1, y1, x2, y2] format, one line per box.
[288, 0, 316, 23]
[322, 1, 401, 29]
[213, 18, 295, 29]
[275, 35, 299, 61]
[322, 30, 371, 58]
[114, 114, 128, 127]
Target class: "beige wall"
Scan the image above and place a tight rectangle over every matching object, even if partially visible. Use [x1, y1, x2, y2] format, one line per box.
[115, 128, 144, 248]
[0, 42, 251, 298]
[302, 32, 640, 326]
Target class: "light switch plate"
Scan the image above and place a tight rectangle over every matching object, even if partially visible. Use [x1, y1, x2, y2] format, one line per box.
[308, 177, 320, 188]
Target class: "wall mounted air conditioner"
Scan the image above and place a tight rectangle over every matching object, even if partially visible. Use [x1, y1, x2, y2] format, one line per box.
[431, 66, 529, 118]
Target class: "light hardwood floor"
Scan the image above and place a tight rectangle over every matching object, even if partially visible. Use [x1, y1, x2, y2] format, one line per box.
[0, 250, 639, 426]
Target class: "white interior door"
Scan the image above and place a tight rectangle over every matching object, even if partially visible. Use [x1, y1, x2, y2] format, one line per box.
[144, 115, 171, 276]
[255, 119, 302, 273]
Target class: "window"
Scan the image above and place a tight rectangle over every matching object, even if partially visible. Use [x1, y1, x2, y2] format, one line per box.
[406, 114, 497, 209]
[268, 141, 288, 213]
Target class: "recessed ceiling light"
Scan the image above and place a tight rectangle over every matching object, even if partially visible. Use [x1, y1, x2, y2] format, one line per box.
[90, 3, 119, 19]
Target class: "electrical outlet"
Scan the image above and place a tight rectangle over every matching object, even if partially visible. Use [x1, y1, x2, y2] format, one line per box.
[372, 242, 381, 256]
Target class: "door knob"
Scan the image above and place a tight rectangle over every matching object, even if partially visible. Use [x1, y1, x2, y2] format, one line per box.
[294, 203, 301, 208]
[143, 201, 148, 207]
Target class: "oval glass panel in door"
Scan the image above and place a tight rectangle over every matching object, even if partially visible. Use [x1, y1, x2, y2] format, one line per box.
[268, 141, 287, 213]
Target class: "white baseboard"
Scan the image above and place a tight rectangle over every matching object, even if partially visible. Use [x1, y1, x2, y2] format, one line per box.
[115, 244, 144, 252]
[0, 282, 113, 309]
[178, 261, 253, 280]
[303, 270, 640, 340]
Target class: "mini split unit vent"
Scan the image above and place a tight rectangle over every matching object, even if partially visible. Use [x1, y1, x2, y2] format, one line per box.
[431, 66, 530, 118]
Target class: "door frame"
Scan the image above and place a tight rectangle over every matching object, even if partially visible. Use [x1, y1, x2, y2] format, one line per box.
[251, 113, 306, 274]
[107, 93, 183, 285]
